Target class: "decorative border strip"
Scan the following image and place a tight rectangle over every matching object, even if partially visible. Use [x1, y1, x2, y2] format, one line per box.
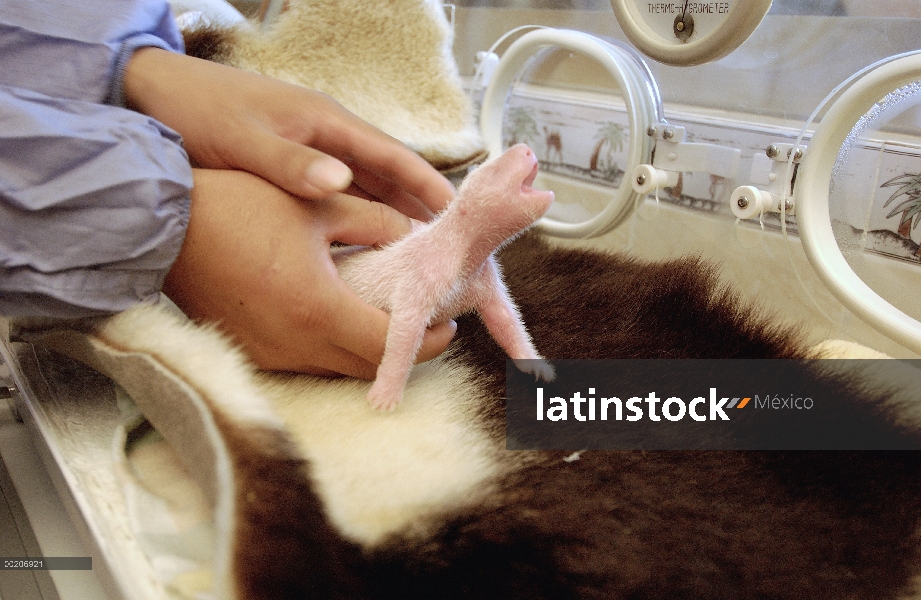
[479, 83, 921, 265]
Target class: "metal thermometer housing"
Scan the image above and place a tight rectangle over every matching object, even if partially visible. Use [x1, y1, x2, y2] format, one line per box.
[610, 0, 773, 66]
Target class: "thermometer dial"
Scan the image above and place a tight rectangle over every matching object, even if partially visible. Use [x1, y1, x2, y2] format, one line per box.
[610, 0, 772, 66]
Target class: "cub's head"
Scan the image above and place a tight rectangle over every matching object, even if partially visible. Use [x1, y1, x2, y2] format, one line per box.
[455, 144, 554, 238]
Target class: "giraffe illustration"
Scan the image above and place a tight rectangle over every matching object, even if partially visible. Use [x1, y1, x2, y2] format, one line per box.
[667, 172, 684, 200]
[543, 127, 564, 164]
[709, 174, 729, 201]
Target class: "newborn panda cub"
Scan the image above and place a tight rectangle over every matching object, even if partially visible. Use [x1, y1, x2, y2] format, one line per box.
[335, 144, 556, 410]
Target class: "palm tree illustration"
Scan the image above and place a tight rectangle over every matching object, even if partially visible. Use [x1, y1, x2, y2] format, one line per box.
[590, 121, 625, 179]
[503, 107, 539, 148]
[881, 172, 921, 257]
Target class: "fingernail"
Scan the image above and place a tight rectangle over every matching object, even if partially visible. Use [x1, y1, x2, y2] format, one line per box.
[306, 157, 353, 192]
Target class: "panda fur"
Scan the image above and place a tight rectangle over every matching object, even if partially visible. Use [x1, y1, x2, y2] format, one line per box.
[112, 233, 921, 600]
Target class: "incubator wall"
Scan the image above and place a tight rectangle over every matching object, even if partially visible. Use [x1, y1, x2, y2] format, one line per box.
[454, 0, 921, 358]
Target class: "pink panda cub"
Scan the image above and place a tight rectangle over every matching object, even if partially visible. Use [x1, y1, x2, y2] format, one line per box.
[334, 144, 556, 410]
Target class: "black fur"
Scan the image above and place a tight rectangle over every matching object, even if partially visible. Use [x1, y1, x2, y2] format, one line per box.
[236, 233, 921, 599]
[370, 451, 921, 600]
[182, 25, 235, 63]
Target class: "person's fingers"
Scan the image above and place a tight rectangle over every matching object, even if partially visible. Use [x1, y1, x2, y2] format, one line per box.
[341, 182, 378, 202]
[241, 123, 446, 223]
[416, 320, 458, 363]
[311, 105, 457, 214]
[319, 192, 413, 247]
[348, 163, 438, 222]
[297, 320, 458, 381]
[345, 143, 456, 215]
[325, 288, 394, 370]
[245, 332, 376, 379]
[226, 267, 388, 379]
[230, 267, 390, 379]
[125, 49, 454, 213]
[324, 288, 458, 378]
[301, 342, 382, 380]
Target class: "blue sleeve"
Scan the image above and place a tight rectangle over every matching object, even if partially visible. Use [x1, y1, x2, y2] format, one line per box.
[0, 1, 193, 319]
[0, 0, 184, 106]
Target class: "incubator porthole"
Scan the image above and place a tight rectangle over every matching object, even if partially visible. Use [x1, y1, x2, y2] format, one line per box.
[796, 53, 921, 354]
[480, 29, 660, 238]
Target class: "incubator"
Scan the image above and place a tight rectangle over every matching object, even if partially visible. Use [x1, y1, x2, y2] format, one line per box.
[2, 1, 921, 598]
[461, 0, 921, 358]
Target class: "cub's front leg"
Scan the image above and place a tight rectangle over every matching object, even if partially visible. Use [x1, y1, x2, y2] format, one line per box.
[475, 259, 555, 381]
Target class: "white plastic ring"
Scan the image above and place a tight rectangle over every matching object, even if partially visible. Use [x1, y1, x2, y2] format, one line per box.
[480, 28, 658, 238]
[796, 53, 921, 354]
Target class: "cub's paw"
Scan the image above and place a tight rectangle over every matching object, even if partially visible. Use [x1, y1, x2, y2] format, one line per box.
[367, 382, 403, 411]
[514, 358, 556, 382]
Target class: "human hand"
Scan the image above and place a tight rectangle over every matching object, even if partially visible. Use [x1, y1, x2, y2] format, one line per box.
[123, 47, 454, 221]
[162, 169, 456, 378]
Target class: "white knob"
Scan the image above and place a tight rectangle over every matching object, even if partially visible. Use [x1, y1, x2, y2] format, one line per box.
[632, 164, 677, 194]
[475, 51, 500, 87]
[730, 185, 772, 220]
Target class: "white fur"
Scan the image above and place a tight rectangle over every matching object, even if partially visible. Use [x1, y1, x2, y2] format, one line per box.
[95, 303, 511, 549]
[257, 357, 506, 546]
[205, 0, 485, 170]
[96, 303, 282, 429]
